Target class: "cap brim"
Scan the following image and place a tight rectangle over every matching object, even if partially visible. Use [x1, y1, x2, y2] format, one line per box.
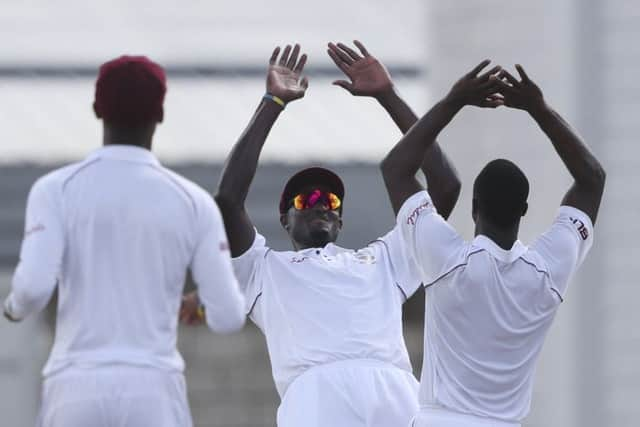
[279, 167, 345, 214]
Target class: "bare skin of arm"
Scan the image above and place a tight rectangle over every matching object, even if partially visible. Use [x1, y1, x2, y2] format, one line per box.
[328, 40, 460, 218]
[495, 65, 606, 224]
[216, 44, 309, 257]
[180, 44, 309, 325]
[381, 60, 503, 213]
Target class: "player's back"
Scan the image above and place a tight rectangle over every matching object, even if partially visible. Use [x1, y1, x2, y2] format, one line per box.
[422, 237, 562, 420]
[43, 145, 209, 375]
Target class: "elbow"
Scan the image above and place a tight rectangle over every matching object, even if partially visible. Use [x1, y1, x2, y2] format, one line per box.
[583, 163, 606, 194]
[206, 308, 246, 335]
[594, 164, 606, 191]
[380, 155, 399, 187]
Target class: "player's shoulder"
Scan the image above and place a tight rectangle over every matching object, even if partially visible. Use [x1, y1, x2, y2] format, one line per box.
[155, 167, 207, 196]
[32, 160, 93, 194]
[154, 166, 217, 209]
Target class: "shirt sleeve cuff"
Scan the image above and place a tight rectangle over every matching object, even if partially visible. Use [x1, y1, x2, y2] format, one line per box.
[3, 294, 23, 321]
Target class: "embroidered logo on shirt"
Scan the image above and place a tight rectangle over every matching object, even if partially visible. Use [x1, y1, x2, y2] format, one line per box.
[24, 223, 45, 238]
[219, 241, 229, 252]
[354, 252, 376, 264]
[570, 217, 589, 240]
[406, 201, 431, 226]
[291, 256, 309, 263]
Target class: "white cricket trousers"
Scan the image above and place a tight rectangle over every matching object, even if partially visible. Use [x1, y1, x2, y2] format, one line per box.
[36, 365, 193, 427]
[277, 359, 419, 427]
[412, 405, 521, 427]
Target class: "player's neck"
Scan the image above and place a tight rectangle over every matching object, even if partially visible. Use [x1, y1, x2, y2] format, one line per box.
[474, 221, 519, 250]
[102, 122, 155, 150]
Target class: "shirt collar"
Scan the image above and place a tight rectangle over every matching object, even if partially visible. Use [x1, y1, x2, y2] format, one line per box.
[472, 235, 527, 263]
[86, 145, 160, 166]
[299, 242, 349, 256]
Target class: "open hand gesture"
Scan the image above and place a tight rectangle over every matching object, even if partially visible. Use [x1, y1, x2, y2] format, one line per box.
[495, 65, 546, 113]
[267, 44, 309, 103]
[445, 60, 503, 109]
[327, 40, 393, 98]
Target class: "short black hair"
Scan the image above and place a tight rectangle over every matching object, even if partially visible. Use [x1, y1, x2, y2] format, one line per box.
[473, 159, 529, 227]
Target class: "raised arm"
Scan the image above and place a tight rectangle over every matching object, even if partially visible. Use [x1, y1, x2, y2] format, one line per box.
[381, 60, 502, 214]
[327, 40, 460, 218]
[495, 65, 605, 224]
[215, 44, 309, 256]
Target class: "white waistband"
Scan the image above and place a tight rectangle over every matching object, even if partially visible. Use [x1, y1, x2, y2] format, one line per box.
[284, 358, 410, 398]
[417, 405, 520, 427]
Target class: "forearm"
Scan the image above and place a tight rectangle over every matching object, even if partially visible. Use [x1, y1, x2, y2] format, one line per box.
[420, 144, 461, 219]
[376, 87, 418, 133]
[4, 265, 57, 321]
[530, 104, 605, 189]
[381, 97, 462, 213]
[377, 89, 461, 218]
[216, 99, 283, 206]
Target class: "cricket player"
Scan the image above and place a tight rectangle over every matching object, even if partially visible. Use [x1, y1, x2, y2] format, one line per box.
[381, 61, 606, 426]
[180, 41, 461, 427]
[3, 56, 246, 427]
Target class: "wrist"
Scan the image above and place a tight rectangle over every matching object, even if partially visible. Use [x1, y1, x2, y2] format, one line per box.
[374, 85, 399, 105]
[527, 100, 551, 120]
[440, 95, 465, 112]
[263, 93, 286, 109]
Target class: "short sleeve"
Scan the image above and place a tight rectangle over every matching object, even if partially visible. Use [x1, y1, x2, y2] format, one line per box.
[232, 231, 270, 314]
[395, 190, 466, 285]
[373, 226, 423, 300]
[530, 206, 594, 298]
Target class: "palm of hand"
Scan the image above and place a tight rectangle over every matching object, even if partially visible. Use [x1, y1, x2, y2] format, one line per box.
[348, 57, 392, 95]
[268, 65, 306, 102]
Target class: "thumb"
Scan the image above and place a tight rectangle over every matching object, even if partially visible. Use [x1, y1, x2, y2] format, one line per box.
[332, 80, 355, 93]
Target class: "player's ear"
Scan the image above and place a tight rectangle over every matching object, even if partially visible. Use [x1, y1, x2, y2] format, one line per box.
[521, 202, 528, 217]
[93, 102, 102, 118]
[280, 213, 290, 231]
[471, 198, 479, 223]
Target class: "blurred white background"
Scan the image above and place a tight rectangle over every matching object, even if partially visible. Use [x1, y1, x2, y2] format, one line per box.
[1, 1, 638, 426]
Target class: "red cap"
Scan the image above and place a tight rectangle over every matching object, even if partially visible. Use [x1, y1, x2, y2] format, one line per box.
[279, 167, 345, 214]
[94, 55, 166, 126]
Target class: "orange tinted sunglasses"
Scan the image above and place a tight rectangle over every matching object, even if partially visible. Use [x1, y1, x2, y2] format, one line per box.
[292, 189, 341, 211]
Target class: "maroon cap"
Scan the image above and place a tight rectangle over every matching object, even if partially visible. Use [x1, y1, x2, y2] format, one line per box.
[94, 55, 166, 126]
[279, 167, 345, 214]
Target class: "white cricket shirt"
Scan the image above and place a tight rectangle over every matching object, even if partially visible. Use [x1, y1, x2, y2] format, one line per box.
[4, 145, 245, 377]
[396, 190, 594, 422]
[232, 225, 423, 397]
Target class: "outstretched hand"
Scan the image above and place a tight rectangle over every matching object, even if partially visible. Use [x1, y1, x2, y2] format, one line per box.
[327, 40, 393, 98]
[495, 65, 546, 113]
[445, 60, 503, 109]
[267, 44, 309, 103]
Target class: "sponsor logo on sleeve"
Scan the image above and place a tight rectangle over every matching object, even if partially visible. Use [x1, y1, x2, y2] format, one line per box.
[406, 201, 431, 226]
[570, 217, 589, 240]
[24, 223, 45, 238]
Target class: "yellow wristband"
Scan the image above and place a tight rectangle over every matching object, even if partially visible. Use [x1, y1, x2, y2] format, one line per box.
[196, 305, 205, 320]
[264, 94, 286, 108]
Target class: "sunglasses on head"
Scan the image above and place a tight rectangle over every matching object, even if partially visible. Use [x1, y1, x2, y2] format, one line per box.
[291, 189, 342, 211]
